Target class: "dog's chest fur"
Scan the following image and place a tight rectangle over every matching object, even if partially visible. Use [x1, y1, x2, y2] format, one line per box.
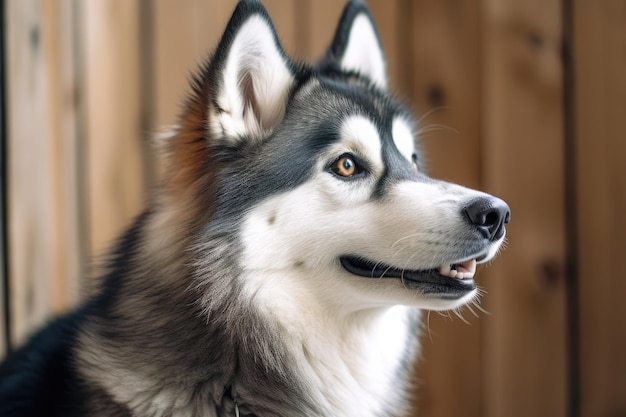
[77, 283, 419, 417]
[251, 299, 419, 417]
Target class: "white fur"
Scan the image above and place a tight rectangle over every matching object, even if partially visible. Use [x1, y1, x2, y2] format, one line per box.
[239, 176, 488, 312]
[237, 108, 506, 312]
[339, 14, 387, 89]
[339, 115, 384, 175]
[237, 265, 414, 417]
[233, 113, 508, 414]
[210, 16, 293, 143]
[76, 338, 220, 417]
[392, 117, 416, 163]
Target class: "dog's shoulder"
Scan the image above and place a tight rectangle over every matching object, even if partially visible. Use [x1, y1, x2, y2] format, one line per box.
[0, 310, 86, 417]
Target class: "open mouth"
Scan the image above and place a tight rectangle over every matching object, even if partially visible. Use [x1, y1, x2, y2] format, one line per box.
[339, 255, 478, 297]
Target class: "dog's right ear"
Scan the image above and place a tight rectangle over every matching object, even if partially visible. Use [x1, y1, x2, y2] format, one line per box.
[322, 0, 387, 89]
[207, 0, 294, 146]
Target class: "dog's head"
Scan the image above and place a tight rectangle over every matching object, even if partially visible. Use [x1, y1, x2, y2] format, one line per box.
[161, 0, 509, 313]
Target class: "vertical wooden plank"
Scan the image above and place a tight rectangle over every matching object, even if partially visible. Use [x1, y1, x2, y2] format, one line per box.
[42, 0, 82, 316]
[152, 0, 205, 128]
[0, 0, 7, 357]
[152, 0, 240, 129]
[262, 0, 297, 56]
[482, 1, 567, 416]
[6, 0, 67, 345]
[408, 2, 483, 417]
[367, 1, 404, 93]
[5, 0, 83, 348]
[82, 0, 146, 261]
[409, 1, 482, 188]
[6, 0, 58, 347]
[301, 0, 345, 61]
[192, 0, 229, 57]
[210, 0, 241, 39]
[574, 1, 626, 416]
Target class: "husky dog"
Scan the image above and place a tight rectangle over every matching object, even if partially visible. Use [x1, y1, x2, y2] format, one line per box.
[0, 1, 510, 416]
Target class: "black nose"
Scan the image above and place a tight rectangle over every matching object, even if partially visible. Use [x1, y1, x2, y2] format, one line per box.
[463, 197, 510, 241]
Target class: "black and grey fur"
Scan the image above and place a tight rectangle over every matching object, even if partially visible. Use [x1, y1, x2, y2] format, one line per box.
[0, 1, 509, 416]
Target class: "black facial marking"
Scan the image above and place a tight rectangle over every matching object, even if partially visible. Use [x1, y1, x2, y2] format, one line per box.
[214, 122, 340, 221]
[371, 131, 428, 200]
[210, 70, 422, 222]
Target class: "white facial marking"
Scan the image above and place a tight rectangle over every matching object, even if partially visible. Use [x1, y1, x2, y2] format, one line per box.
[340, 15, 387, 89]
[392, 117, 415, 163]
[238, 176, 500, 313]
[238, 180, 418, 416]
[337, 115, 384, 176]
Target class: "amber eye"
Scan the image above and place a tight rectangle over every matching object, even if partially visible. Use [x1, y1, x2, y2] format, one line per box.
[332, 155, 357, 177]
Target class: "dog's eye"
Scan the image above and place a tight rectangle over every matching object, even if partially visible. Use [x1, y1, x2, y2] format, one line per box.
[332, 155, 359, 177]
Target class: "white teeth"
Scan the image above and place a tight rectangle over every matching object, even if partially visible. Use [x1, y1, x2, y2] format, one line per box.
[437, 259, 477, 280]
[464, 259, 477, 275]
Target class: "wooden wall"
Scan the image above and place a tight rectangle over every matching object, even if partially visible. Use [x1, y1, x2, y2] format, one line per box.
[574, 2, 626, 415]
[2, 1, 625, 416]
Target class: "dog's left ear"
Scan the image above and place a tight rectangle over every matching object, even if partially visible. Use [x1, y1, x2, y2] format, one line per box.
[208, 0, 294, 145]
[323, 0, 387, 89]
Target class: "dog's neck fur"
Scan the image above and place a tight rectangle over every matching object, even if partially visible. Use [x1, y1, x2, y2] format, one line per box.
[74, 211, 420, 417]
[233, 275, 420, 417]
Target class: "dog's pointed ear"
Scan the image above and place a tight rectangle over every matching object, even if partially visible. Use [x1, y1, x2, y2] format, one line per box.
[324, 0, 387, 89]
[208, 0, 294, 145]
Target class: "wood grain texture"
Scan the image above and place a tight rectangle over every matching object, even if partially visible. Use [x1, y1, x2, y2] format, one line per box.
[408, 2, 483, 417]
[5, 0, 81, 347]
[42, 0, 83, 320]
[574, 1, 626, 416]
[6, 0, 54, 347]
[482, 1, 567, 416]
[0, 0, 7, 357]
[152, 0, 205, 129]
[262, 0, 297, 57]
[2, 5, 624, 417]
[82, 0, 146, 265]
[152, 0, 236, 129]
[367, 0, 403, 92]
[301, 0, 345, 62]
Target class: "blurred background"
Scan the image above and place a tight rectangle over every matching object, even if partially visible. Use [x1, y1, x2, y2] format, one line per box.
[1, 1, 624, 416]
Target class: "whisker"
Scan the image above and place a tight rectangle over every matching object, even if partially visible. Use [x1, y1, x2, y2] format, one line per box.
[391, 233, 422, 249]
[471, 295, 491, 315]
[371, 260, 386, 279]
[465, 304, 479, 318]
[473, 301, 490, 315]
[436, 310, 452, 321]
[426, 311, 434, 343]
[454, 309, 471, 325]
[417, 124, 460, 135]
[415, 106, 444, 125]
